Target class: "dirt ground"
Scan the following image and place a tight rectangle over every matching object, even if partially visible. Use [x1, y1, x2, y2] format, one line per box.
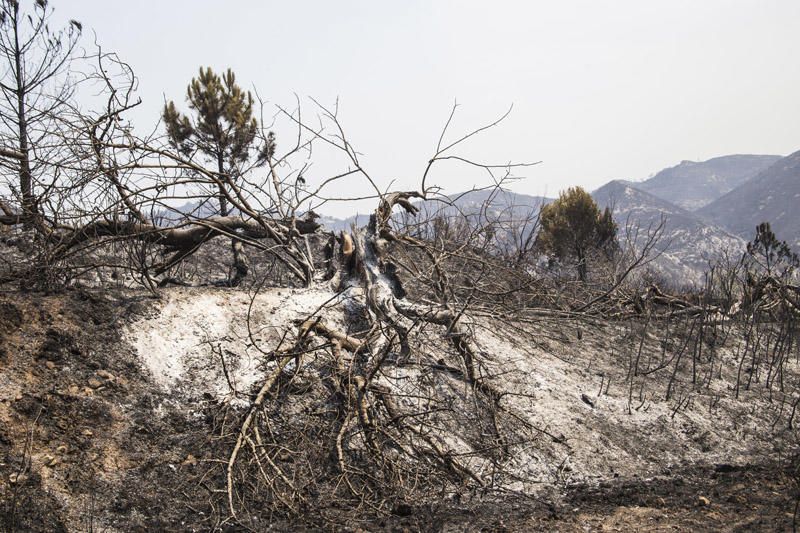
[395, 463, 796, 532]
[1, 288, 798, 532]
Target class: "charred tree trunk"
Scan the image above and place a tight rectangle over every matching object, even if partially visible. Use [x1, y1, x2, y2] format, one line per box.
[12, 12, 35, 225]
[216, 152, 249, 287]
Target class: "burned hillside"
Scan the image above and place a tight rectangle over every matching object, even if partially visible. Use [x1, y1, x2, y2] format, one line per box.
[1, 2, 800, 530]
[3, 201, 800, 530]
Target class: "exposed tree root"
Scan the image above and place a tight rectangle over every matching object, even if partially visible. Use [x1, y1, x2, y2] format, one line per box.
[219, 191, 542, 528]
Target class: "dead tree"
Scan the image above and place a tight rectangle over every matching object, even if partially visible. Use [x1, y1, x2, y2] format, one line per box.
[0, 51, 333, 289]
[216, 105, 555, 528]
[0, 0, 82, 224]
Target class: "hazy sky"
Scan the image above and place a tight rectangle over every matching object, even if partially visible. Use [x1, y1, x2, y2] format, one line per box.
[53, 0, 800, 215]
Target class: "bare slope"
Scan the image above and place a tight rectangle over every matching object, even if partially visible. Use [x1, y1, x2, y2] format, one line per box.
[698, 150, 800, 248]
[592, 180, 745, 284]
[635, 154, 781, 211]
[127, 286, 775, 484]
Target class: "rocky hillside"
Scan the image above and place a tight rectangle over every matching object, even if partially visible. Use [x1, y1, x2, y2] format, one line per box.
[593, 180, 745, 284]
[698, 150, 800, 248]
[634, 154, 781, 211]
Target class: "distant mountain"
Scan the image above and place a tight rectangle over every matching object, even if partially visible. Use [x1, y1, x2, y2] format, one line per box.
[593, 180, 745, 284]
[317, 213, 369, 233]
[422, 188, 551, 219]
[319, 189, 552, 232]
[698, 150, 800, 249]
[635, 154, 781, 211]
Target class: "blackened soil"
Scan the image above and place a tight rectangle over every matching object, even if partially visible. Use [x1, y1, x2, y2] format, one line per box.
[0, 289, 797, 532]
[378, 463, 796, 532]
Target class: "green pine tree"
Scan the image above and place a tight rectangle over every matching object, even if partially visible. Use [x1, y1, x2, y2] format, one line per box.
[163, 67, 262, 285]
[744, 222, 798, 279]
[163, 67, 259, 216]
[536, 187, 617, 281]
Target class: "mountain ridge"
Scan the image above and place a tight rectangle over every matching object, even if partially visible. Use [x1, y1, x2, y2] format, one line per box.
[592, 180, 745, 284]
[633, 154, 781, 211]
[698, 150, 800, 248]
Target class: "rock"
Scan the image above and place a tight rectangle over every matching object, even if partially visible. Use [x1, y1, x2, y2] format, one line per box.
[43, 454, 59, 466]
[182, 454, 197, 466]
[68, 385, 80, 395]
[581, 393, 595, 408]
[727, 494, 747, 504]
[87, 378, 103, 389]
[698, 495, 711, 506]
[81, 429, 93, 437]
[96, 370, 115, 382]
[9, 472, 27, 484]
[45, 360, 56, 370]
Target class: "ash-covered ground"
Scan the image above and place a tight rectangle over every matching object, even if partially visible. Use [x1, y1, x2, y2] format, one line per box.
[1, 284, 797, 531]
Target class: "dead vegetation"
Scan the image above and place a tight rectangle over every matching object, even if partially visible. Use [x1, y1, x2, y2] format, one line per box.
[2, 255, 800, 531]
[2, 97, 800, 529]
[1, 2, 800, 530]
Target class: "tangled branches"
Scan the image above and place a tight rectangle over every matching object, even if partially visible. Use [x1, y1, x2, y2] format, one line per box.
[219, 190, 548, 528]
